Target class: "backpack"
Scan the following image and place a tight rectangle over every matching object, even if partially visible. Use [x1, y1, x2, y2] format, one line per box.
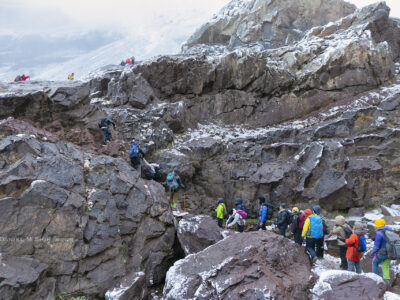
[298, 213, 306, 229]
[356, 235, 367, 253]
[98, 118, 107, 128]
[383, 231, 400, 260]
[236, 209, 248, 219]
[309, 215, 324, 238]
[340, 225, 352, 239]
[166, 172, 178, 190]
[266, 203, 274, 220]
[285, 210, 292, 225]
[129, 143, 139, 158]
[242, 204, 248, 214]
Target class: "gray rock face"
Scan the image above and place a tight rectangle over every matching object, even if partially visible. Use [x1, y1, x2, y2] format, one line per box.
[105, 272, 148, 300]
[0, 135, 175, 298]
[184, 0, 355, 51]
[164, 231, 312, 299]
[177, 214, 227, 255]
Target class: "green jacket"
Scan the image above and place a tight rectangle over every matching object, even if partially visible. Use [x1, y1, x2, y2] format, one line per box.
[215, 203, 226, 219]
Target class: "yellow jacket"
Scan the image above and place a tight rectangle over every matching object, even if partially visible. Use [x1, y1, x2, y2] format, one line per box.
[302, 214, 316, 238]
[215, 203, 226, 219]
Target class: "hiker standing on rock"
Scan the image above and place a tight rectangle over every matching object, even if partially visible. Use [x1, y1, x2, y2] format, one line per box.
[371, 219, 392, 280]
[312, 205, 329, 259]
[291, 207, 305, 245]
[345, 222, 366, 274]
[98, 116, 116, 145]
[275, 203, 291, 237]
[302, 208, 323, 264]
[226, 208, 246, 232]
[330, 215, 352, 270]
[164, 169, 184, 210]
[215, 198, 226, 228]
[255, 196, 268, 231]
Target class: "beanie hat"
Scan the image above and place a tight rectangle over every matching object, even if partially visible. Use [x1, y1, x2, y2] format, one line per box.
[335, 215, 346, 226]
[218, 198, 224, 203]
[292, 207, 299, 213]
[375, 219, 386, 229]
[258, 196, 265, 204]
[280, 203, 286, 209]
[312, 205, 321, 215]
[304, 209, 313, 218]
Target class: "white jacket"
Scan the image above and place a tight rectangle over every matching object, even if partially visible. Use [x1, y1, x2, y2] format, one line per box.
[227, 209, 245, 227]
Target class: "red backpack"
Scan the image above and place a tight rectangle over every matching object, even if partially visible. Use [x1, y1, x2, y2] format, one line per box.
[298, 213, 306, 229]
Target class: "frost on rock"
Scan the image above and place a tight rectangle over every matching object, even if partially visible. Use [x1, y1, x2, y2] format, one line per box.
[384, 292, 400, 300]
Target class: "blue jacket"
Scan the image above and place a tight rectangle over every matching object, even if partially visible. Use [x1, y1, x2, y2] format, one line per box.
[371, 226, 391, 255]
[236, 198, 243, 210]
[258, 205, 268, 222]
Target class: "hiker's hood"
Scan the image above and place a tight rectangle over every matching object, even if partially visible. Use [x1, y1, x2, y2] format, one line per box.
[312, 205, 321, 215]
[235, 198, 243, 205]
[335, 215, 346, 226]
[218, 198, 224, 204]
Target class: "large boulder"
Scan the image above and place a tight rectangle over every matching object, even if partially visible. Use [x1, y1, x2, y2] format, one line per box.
[177, 214, 228, 255]
[105, 272, 148, 300]
[311, 270, 387, 299]
[0, 135, 176, 298]
[163, 231, 312, 299]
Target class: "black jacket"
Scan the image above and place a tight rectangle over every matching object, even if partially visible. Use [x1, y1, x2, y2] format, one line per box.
[276, 210, 290, 227]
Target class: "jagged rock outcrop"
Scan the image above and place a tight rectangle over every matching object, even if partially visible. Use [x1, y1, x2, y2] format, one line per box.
[184, 0, 355, 51]
[177, 214, 228, 255]
[0, 134, 176, 298]
[164, 231, 312, 299]
[0, 253, 55, 300]
[105, 272, 148, 300]
[311, 270, 387, 299]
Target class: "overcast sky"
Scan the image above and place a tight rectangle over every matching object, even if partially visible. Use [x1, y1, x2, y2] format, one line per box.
[1, 0, 399, 35]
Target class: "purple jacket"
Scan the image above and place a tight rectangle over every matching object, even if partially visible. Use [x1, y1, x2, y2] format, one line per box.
[371, 226, 391, 255]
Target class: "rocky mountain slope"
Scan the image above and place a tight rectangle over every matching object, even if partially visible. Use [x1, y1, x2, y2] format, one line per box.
[1, 0, 400, 299]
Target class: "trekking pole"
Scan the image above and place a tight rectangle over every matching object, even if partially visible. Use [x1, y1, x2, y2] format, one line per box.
[184, 193, 186, 212]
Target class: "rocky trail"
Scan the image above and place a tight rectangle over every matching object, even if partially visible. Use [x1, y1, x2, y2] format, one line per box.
[2, 0, 400, 299]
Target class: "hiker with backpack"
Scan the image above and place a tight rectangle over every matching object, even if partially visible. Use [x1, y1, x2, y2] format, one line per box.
[68, 73, 74, 80]
[302, 208, 324, 263]
[129, 143, 145, 172]
[226, 208, 246, 232]
[98, 116, 116, 145]
[291, 207, 305, 245]
[371, 219, 393, 280]
[274, 203, 291, 237]
[312, 205, 329, 259]
[255, 196, 268, 231]
[215, 198, 226, 228]
[164, 169, 184, 210]
[345, 222, 366, 274]
[330, 215, 352, 270]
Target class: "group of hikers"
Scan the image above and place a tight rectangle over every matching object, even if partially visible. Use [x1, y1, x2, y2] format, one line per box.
[13, 74, 30, 82]
[97, 116, 399, 281]
[215, 197, 400, 281]
[120, 56, 135, 66]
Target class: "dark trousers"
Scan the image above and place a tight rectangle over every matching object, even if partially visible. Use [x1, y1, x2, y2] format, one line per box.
[293, 231, 303, 245]
[237, 224, 244, 232]
[102, 128, 111, 145]
[316, 237, 324, 258]
[339, 245, 348, 269]
[306, 237, 317, 259]
[254, 222, 266, 231]
[217, 218, 223, 228]
[279, 225, 287, 237]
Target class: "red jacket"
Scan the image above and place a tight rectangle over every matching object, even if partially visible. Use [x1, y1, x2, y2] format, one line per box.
[21, 76, 29, 81]
[345, 233, 362, 262]
[125, 58, 131, 64]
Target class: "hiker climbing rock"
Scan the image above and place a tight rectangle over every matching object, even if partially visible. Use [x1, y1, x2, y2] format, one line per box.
[98, 116, 116, 145]
[144, 161, 162, 181]
[14, 74, 30, 82]
[291, 207, 305, 245]
[164, 169, 184, 210]
[371, 219, 392, 280]
[129, 142, 145, 172]
[215, 198, 226, 228]
[330, 215, 352, 270]
[302, 208, 323, 263]
[226, 208, 246, 232]
[68, 73, 75, 80]
[255, 196, 267, 231]
[345, 222, 366, 274]
[275, 203, 291, 237]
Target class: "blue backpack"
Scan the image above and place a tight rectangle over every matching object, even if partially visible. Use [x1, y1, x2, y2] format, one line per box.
[356, 235, 367, 253]
[309, 215, 324, 239]
[130, 144, 139, 158]
[166, 172, 179, 190]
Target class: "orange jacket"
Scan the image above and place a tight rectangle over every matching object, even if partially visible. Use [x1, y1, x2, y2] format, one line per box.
[345, 233, 362, 262]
